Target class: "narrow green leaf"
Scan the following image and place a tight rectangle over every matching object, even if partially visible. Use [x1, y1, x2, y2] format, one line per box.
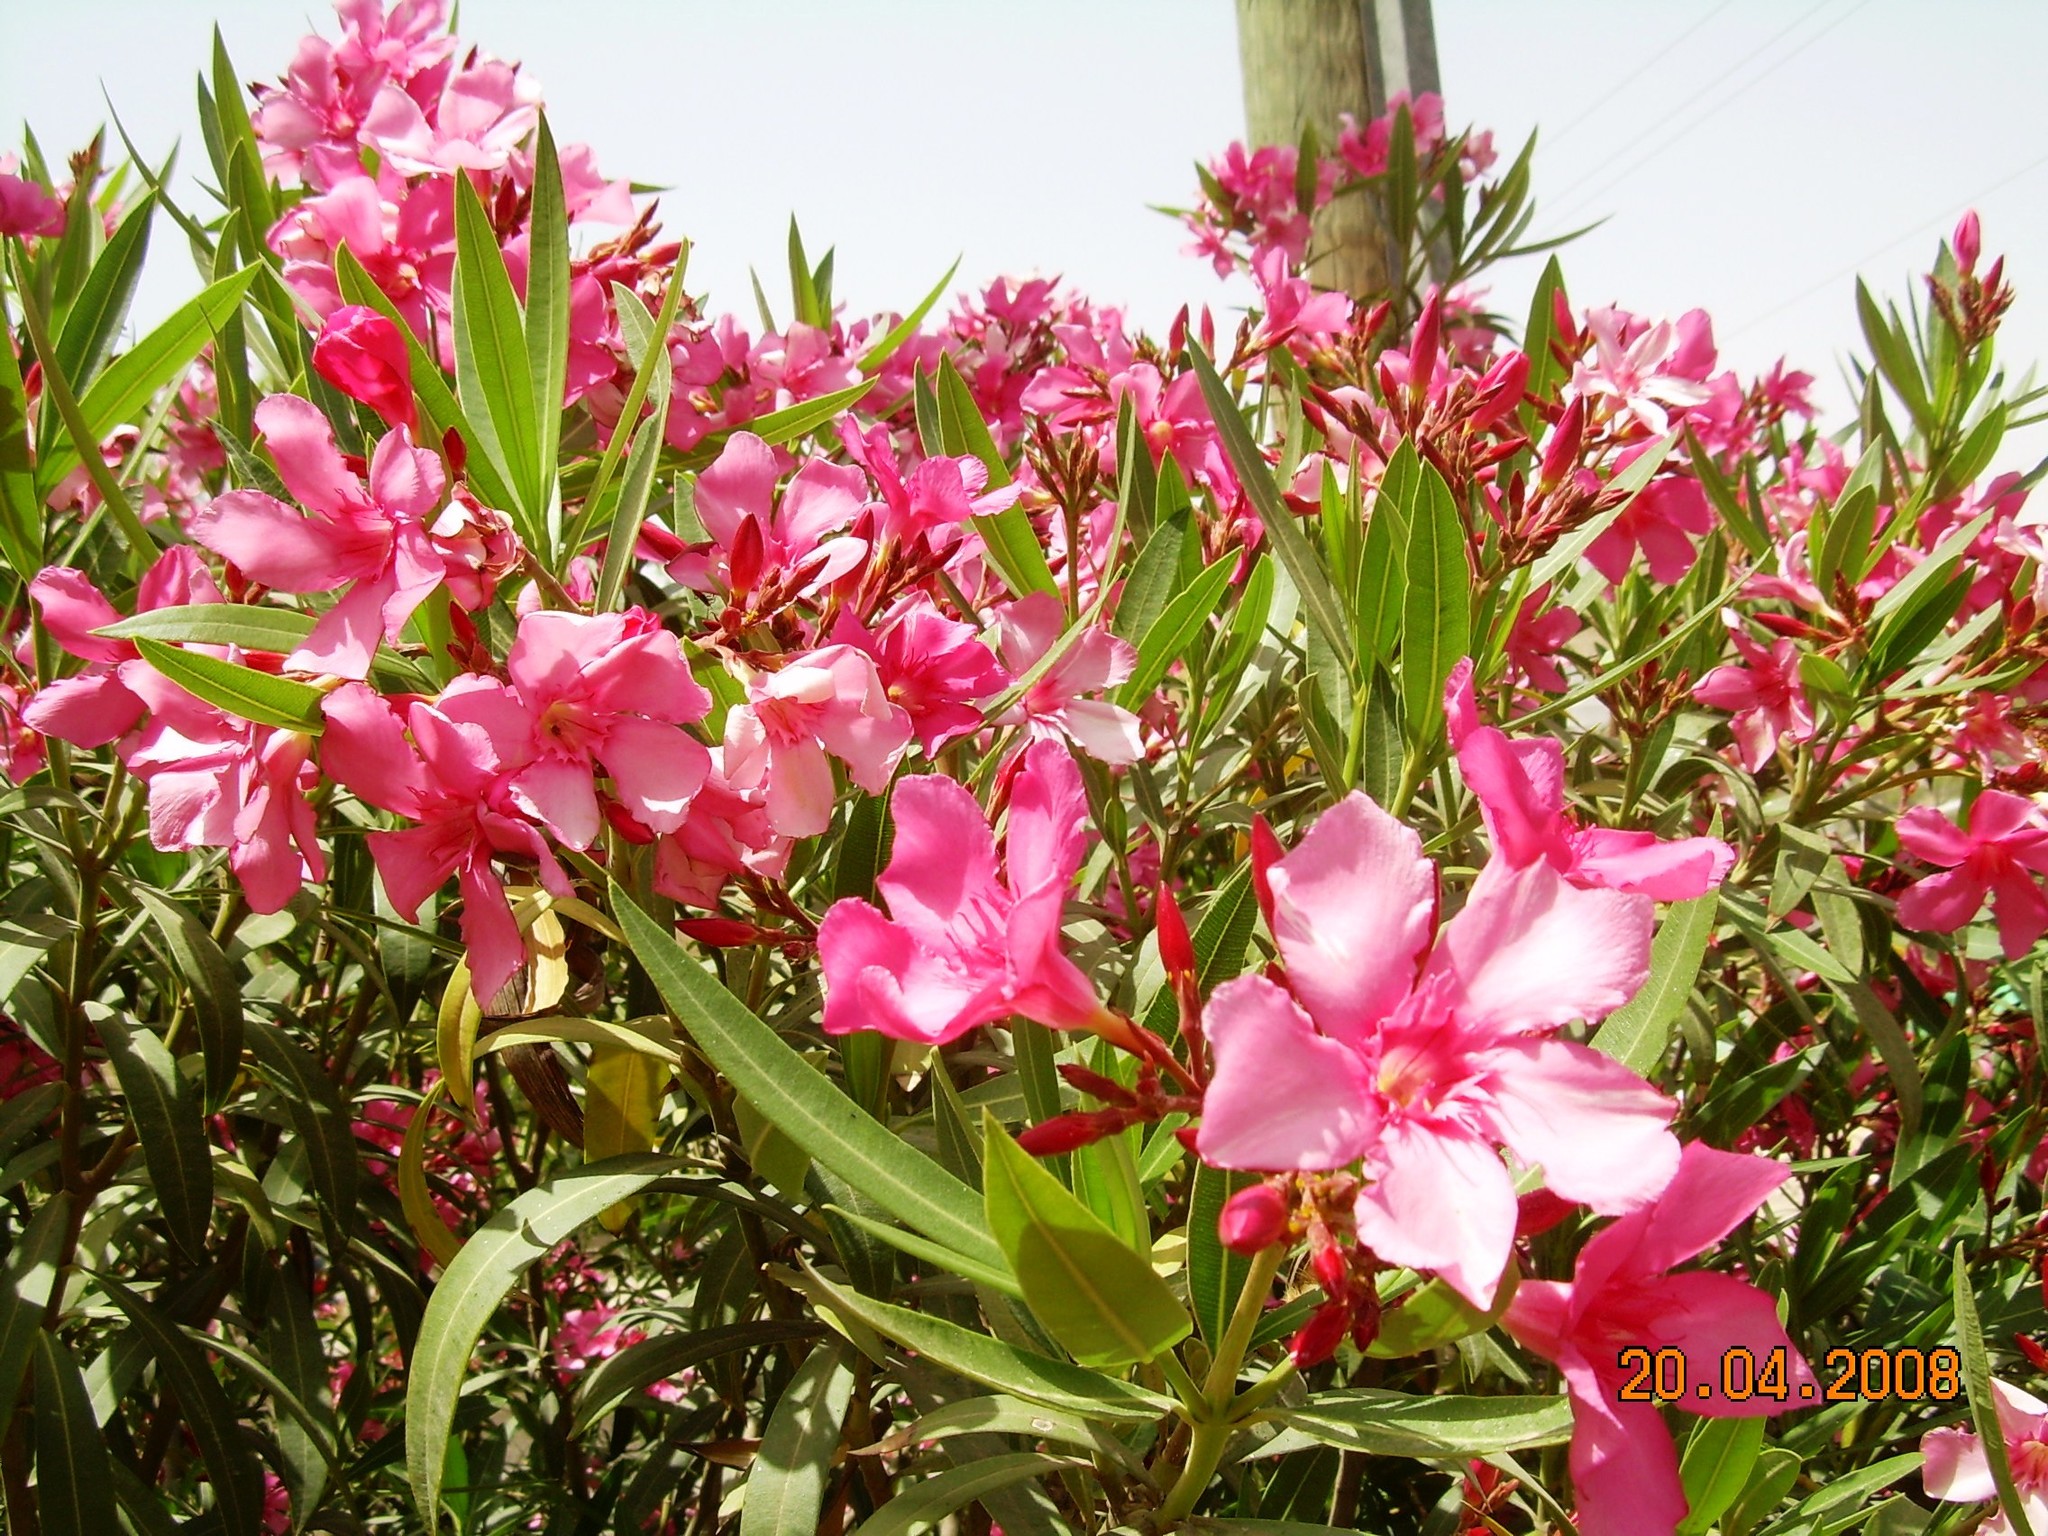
[1113, 500, 1193, 645]
[406, 1155, 684, 1521]
[53, 193, 154, 390]
[1187, 1163, 1254, 1345]
[102, 1276, 265, 1536]
[1595, 889, 1719, 1077]
[1952, 1247, 2037, 1536]
[1676, 1415, 1765, 1536]
[1397, 458, 1470, 742]
[850, 1452, 1070, 1536]
[1356, 442, 1415, 664]
[742, 1339, 856, 1536]
[133, 638, 326, 732]
[981, 1113, 1191, 1368]
[0, 1194, 72, 1426]
[101, 603, 315, 653]
[96, 1014, 213, 1258]
[1812, 485, 1876, 600]
[732, 374, 875, 452]
[32, 1332, 121, 1536]
[802, 1266, 1174, 1422]
[128, 886, 242, 1109]
[1268, 1389, 1572, 1459]
[611, 882, 1004, 1272]
[525, 114, 571, 539]
[573, 1321, 822, 1435]
[0, 299, 42, 572]
[452, 169, 541, 528]
[1119, 556, 1234, 707]
[858, 255, 959, 377]
[244, 1018, 359, 1242]
[263, 1265, 335, 1520]
[1367, 1267, 1517, 1358]
[593, 380, 669, 615]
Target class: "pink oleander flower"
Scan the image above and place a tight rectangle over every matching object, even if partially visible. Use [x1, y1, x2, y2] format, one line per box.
[994, 592, 1144, 765]
[1585, 474, 1714, 586]
[652, 750, 791, 908]
[1446, 660, 1733, 900]
[1895, 790, 2048, 960]
[495, 608, 711, 847]
[842, 425, 1022, 551]
[1922, 1377, 2048, 1536]
[322, 678, 571, 1004]
[360, 53, 540, 176]
[1249, 246, 1352, 354]
[721, 646, 912, 839]
[1501, 1143, 1816, 1536]
[312, 304, 415, 429]
[0, 162, 65, 238]
[1196, 791, 1674, 1307]
[1572, 307, 1717, 437]
[428, 488, 523, 610]
[834, 595, 1010, 755]
[189, 394, 450, 679]
[1692, 613, 1816, 772]
[816, 738, 1111, 1044]
[669, 431, 868, 594]
[270, 169, 455, 346]
[1502, 593, 1580, 696]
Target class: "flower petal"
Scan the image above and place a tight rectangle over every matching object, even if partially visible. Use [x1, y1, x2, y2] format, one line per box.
[1481, 1038, 1678, 1213]
[1429, 858, 1651, 1032]
[1352, 1115, 1517, 1307]
[1194, 976, 1378, 1172]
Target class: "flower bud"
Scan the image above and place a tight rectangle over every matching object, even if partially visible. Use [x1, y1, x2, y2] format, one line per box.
[1217, 1183, 1291, 1255]
[1017, 1111, 1120, 1157]
[1470, 350, 1530, 432]
[312, 305, 415, 430]
[1311, 1239, 1349, 1297]
[1407, 289, 1443, 407]
[1249, 816, 1285, 932]
[1539, 396, 1585, 491]
[2018, 1333, 2048, 1373]
[1954, 210, 1982, 276]
[1288, 1299, 1350, 1369]
[1155, 883, 1195, 982]
[1514, 1187, 1575, 1238]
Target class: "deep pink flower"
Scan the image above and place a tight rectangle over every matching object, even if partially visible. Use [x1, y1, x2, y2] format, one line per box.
[994, 592, 1144, 765]
[834, 595, 1009, 755]
[1922, 1377, 2048, 1535]
[816, 739, 1111, 1044]
[1446, 660, 1733, 900]
[0, 165, 65, 238]
[652, 751, 791, 909]
[842, 426, 1022, 551]
[1502, 1143, 1816, 1536]
[495, 608, 712, 848]
[252, 0, 456, 189]
[1692, 615, 1816, 772]
[321, 678, 570, 1004]
[189, 394, 449, 679]
[669, 432, 867, 594]
[1586, 475, 1714, 586]
[312, 304, 415, 429]
[1196, 792, 1673, 1307]
[270, 170, 456, 349]
[360, 55, 540, 176]
[1895, 791, 2048, 959]
[721, 645, 912, 839]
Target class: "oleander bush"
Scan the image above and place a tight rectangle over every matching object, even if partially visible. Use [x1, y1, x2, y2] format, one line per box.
[2, 5, 2046, 1533]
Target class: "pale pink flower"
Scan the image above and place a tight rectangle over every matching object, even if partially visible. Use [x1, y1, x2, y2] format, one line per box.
[360, 55, 540, 177]
[721, 646, 912, 839]
[1895, 791, 2048, 960]
[1923, 1378, 2048, 1536]
[1446, 660, 1733, 900]
[994, 592, 1144, 765]
[495, 608, 712, 848]
[669, 432, 867, 594]
[816, 739, 1109, 1044]
[1195, 792, 1672, 1307]
[1502, 1143, 1817, 1536]
[833, 595, 1010, 755]
[1692, 614, 1816, 772]
[189, 395, 450, 679]
[1572, 307, 1716, 437]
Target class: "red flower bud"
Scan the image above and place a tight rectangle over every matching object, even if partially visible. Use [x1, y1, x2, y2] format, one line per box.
[1539, 396, 1585, 491]
[1289, 1299, 1350, 1369]
[1156, 883, 1195, 982]
[728, 514, 765, 595]
[677, 917, 767, 947]
[1017, 1111, 1119, 1157]
[1954, 210, 1982, 276]
[1250, 817, 1285, 932]
[1470, 350, 1530, 432]
[2017, 1334, 2048, 1373]
[1217, 1182, 1291, 1255]
[1311, 1240, 1349, 1298]
[1514, 1187, 1575, 1238]
[312, 305, 416, 430]
[1407, 289, 1443, 406]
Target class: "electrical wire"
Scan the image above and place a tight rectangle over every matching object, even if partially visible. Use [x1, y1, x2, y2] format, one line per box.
[1542, 0, 1743, 147]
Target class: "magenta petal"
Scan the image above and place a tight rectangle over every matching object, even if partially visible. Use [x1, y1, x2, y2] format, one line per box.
[1895, 867, 1989, 936]
[254, 393, 366, 518]
[1563, 1379, 1687, 1536]
[1896, 804, 1974, 867]
[817, 899, 995, 1045]
[875, 773, 1003, 950]
[289, 578, 389, 680]
[1646, 1272, 1819, 1416]
[1581, 1142, 1791, 1288]
[1352, 1116, 1517, 1308]
[510, 755, 602, 849]
[1481, 1038, 1678, 1213]
[366, 425, 446, 518]
[458, 855, 525, 1007]
[191, 490, 381, 592]
[1430, 858, 1652, 1032]
[763, 737, 836, 839]
[1194, 976, 1378, 1172]
[1267, 792, 1437, 1046]
[1003, 739, 1087, 897]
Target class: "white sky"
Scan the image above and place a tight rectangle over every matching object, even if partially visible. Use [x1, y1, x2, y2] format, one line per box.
[5, 0, 2045, 470]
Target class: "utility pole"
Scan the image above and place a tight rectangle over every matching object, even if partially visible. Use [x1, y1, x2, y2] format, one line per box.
[1234, 0, 1442, 299]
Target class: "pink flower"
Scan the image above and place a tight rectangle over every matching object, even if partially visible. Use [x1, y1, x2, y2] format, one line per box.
[652, 751, 791, 908]
[1585, 475, 1714, 586]
[670, 432, 867, 595]
[270, 170, 455, 347]
[1446, 660, 1733, 900]
[994, 592, 1144, 764]
[1501, 1143, 1817, 1536]
[0, 164, 65, 238]
[816, 739, 1110, 1044]
[1895, 791, 2048, 960]
[189, 394, 450, 679]
[360, 54, 540, 177]
[1502, 594, 1580, 696]
[834, 596, 1009, 755]
[321, 679, 571, 1004]
[1571, 307, 1717, 437]
[1249, 247, 1351, 354]
[1692, 614, 1816, 772]
[843, 427, 1021, 551]
[496, 608, 712, 847]
[1196, 792, 1674, 1307]
[721, 646, 912, 839]
[312, 304, 415, 429]
[1922, 1377, 2048, 1536]
[252, 0, 456, 189]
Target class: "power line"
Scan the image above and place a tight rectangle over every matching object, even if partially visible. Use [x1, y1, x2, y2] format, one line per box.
[1543, 0, 1743, 147]
[1722, 147, 2048, 342]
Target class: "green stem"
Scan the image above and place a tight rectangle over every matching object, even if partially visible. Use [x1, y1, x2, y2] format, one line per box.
[1155, 1242, 1285, 1527]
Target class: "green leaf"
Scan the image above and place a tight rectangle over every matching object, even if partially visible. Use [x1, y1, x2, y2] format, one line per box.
[133, 638, 326, 732]
[729, 373, 877, 453]
[1676, 1415, 1765, 1536]
[53, 192, 154, 391]
[930, 355, 1058, 600]
[572, 1321, 821, 1435]
[1520, 255, 1569, 403]
[0, 1194, 71, 1426]
[0, 301, 42, 572]
[32, 1331, 121, 1536]
[850, 1452, 1070, 1536]
[802, 1267, 1174, 1422]
[742, 1339, 856, 1536]
[1187, 1163, 1254, 1345]
[1113, 500, 1194, 645]
[0, 914, 66, 1008]
[263, 1265, 336, 1521]
[1721, 1445, 1800, 1536]
[102, 1276, 265, 1535]
[1119, 556, 1234, 707]
[980, 1113, 1191, 1368]
[1355, 442, 1415, 664]
[128, 886, 242, 1109]
[1952, 1247, 2039, 1536]
[858, 255, 959, 377]
[96, 1014, 213, 1258]
[610, 882, 1004, 1272]
[1267, 1389, 1573, 1459]
[1812, 485, 1877, 600]
[525, 114, 571, 540]
[879, 1395, 1141, 1471]
[1187, 344, 1353, 675]
[1397, 458, 1471, 742]
[1596, 888, 1719, 1077]
[36, 267, 260, 499]
[593, 374, 670, 614]
[101, 602, 315, 653]
[1367, 1267, 1517, 1358]
[244, 1018, 359, 1242]
[452, 169, 541, 530]
[406, 1155, 684, 1522]
[1856, 280, 1931, 432]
